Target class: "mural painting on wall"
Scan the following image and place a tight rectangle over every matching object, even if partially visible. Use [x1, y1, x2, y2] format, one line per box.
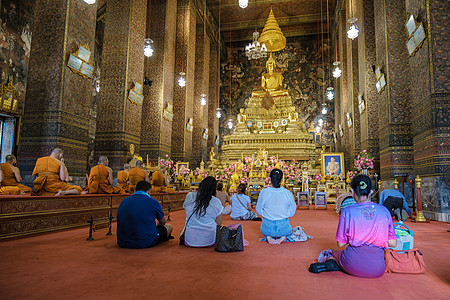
[0, 0, 35, 112]
[219, 35, 334, 147]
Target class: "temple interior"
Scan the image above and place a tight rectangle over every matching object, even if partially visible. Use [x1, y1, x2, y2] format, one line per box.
[0, 0, 449, 298]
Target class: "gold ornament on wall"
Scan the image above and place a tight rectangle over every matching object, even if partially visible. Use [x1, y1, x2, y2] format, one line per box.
[67, 44, 94, 78]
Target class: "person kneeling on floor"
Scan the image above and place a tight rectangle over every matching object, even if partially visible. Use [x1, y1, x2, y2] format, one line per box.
[310, 175, 397, 277]
[230, 183, 261, 221]
[117, 181, 173, 249]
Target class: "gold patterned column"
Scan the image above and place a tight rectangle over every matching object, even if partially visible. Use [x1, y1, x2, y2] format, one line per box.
[171, 0, 196, 162]
[19, 0, 97, 181]
[192, 24, 210, 167]
[207, 43, 219, 160]
[140, 0, 177, 162]
[94, 0, 147, 170]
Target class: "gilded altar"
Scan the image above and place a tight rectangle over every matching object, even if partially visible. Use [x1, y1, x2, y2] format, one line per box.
[220, 9, 318, 164]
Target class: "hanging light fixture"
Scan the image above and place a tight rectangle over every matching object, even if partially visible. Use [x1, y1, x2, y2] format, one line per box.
[245, 31, 267, 60]
[200, 94, 207, 106]
[347, 18, 359, 40]
[238, 0, 248, 8]
[227, 118, 234, 129]
[318, 118, 324, 126]
[326, 87, 334, 100]
[143, 38, 154, 57]
[84, 0, 96, 4]
[215, 108, 222, 119]
[322, 104, 327, 115]
[178, 72, 186, 87]
[333, 61, 342, 78]
[316, 126, 321, 133]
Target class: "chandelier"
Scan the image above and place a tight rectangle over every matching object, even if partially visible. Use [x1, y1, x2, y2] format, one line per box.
[227, 118, 234, 129]
[333, 61, 342, 78]
[143, 38, 154, 57]
[239, 0, 248, 8]
[347, 17, 359, 40]
[326, 87, 334, 100]
[200, 94, 207, 106]
[178, 72, 186, 87]
[215, 108, 222, 119]
[84, 0, 96, 4]
[245, 31, 267, 60]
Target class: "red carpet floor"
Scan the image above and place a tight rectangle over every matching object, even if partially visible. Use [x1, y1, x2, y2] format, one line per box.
[1, 207, 449, 300]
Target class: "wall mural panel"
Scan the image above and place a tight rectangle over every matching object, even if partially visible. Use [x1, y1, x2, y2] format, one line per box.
[219, 35, 334, 149]
[0, 0, 35, 110]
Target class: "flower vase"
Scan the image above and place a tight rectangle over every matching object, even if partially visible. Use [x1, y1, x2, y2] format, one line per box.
[362, 169, 368, 176]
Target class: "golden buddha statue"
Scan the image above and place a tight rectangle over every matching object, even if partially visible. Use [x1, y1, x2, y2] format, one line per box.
[261, 55, 283, 92]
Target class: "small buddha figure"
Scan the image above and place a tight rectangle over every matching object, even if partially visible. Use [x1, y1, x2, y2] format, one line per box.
[261, 55, 283, 92]
[209, 147, 215, 161]
[237, 108, 247, 124]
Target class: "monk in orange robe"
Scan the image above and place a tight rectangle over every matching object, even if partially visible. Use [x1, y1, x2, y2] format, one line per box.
[151, 166, 175, 193]
[117, 163, 130, 192]
[32, 148, 83, 196]
[128, 160, 149, 193]
[87, 156, 125, 194]
[1, 155, 32, 193]
[0, 169, 21, 195]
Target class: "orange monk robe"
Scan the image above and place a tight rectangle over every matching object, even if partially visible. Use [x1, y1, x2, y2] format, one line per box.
[128, 167, 146, 193]
[151, 171, 175, 193]
[117, 170, 129, 192]
[0, 185, 21, 195]
[1, 163, 32, 193]
[32, 156, 83, 196]
[87, 165, 125, 194]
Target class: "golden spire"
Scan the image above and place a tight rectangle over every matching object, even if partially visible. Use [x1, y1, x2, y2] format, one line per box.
[258, 8, 286, 52]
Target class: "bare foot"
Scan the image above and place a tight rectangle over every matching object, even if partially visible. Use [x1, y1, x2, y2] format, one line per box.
[55, 190, 62, 196]
[267, 236, 277, 244]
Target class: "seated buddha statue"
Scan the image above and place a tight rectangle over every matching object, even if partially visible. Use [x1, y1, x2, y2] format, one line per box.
[261, 55, 283, 92]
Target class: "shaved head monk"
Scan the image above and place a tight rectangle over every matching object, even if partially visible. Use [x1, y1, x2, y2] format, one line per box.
[117, 164, 131, 193]
[0, 168, 21, 195]
[87, 156, 125, 194]
[1, 155, 32, 193]
[32, 148, 83, 196]
[151, 166, 175, 193]
[128, 160, 149, 193]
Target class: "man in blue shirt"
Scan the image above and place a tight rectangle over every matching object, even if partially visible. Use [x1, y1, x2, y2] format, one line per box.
[117, 181, 173, 248]
[380, 189, 412, 222]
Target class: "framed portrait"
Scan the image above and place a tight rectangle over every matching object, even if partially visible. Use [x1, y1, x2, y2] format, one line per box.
[358, 93, 365, 114]
[80, 62, 94, 78]
[405, 15, 416, 37]
[375, 66, 381, 80]
[68, 54, 82, 71]
[176, 162, 189, 175]
[128, 89, 137, 102]
[406, 36, 416, 56]
[413, 23, 425, 47]
[321, 152, 345, 177]
[134, 82, 143, 94]
[379, 74, 386, 89]
[135, 94, 144, 105]
[163, 109, 173, 121]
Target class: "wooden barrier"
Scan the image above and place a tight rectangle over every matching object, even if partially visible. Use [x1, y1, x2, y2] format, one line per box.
[0, 191, 188, 240]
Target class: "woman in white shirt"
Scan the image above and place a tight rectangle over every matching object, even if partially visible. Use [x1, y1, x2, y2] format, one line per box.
[182, 176, 223, 247]
[256, 169, 296, 244]
[230, 183, 261, 220]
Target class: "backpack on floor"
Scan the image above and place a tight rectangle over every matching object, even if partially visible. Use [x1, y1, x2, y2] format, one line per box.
[392, 222, 414, 251]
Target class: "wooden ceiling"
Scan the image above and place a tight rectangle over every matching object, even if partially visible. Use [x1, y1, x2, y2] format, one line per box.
[206, 0, 336, 42]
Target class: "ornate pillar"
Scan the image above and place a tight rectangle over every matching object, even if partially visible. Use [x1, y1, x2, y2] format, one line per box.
[171, 0, 196, 162]
[140, 0, 177, 162]
[94, 0, 147, 170]
[358, 0, 379, 170]
[407, 0, 450, 220]
[19, 0, 97, 183]
[192, 25, 210, 167]
[374, 0, 414, 182]
[207, 43, 219, 161]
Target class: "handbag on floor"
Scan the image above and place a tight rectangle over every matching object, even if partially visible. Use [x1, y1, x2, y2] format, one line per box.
[214, 224, 244, 252]
[384, 248, 426, 274]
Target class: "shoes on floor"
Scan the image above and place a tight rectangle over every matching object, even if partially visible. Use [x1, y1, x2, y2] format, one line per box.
[309, 260, 341, 273]
[252, 217, 262, 221]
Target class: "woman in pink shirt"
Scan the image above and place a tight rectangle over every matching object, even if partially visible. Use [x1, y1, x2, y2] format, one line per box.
[310, 175, 397, 278]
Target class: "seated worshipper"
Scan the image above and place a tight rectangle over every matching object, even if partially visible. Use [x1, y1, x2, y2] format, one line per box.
[335, 193, 357, 215]
[1, 155, 32, 193]
[182, 176, 223, 247]
[87, 156, 125, 194]
[380, 189, 411, 222]
[310, 175, 397, 278]
[216, 182, 232, 215]
[117, 164, 130, 192]
[0, 169, 21, 195]
[117, 181, 173, 248]
[32, 148, 83, 196]
[128, 160, 149, 193]
[151, 166, 175, 193]
[230, 183, 261, 221]
[256, 169, 296, 244]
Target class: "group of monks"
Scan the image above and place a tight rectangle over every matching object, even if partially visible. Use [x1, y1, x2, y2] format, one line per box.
[0, 148, 174, 196]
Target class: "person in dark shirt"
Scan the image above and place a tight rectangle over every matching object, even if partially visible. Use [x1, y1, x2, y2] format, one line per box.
[117, 181, 173, 248]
